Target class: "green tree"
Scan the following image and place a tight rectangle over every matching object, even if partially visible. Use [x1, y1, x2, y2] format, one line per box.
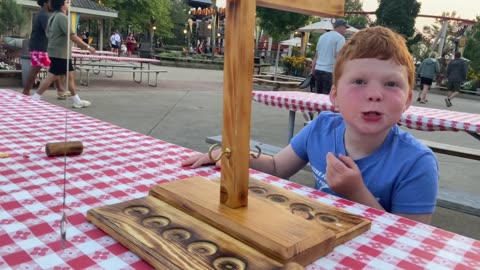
[463, 18, 480, 73]
[256, 7, 311, 41]
[0, 0, 26, 36]
[101, 0, 173, 38]
[344, 0, 368, 29]
[375, 0, 420, 38]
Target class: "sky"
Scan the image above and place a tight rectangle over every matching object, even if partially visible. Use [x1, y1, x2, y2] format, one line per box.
[215, 0, 479, 30]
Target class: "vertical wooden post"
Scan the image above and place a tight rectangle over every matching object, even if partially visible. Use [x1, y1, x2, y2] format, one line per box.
[220, 0, 256, 208]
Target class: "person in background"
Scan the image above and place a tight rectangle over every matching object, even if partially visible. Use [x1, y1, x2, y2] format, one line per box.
[311, 19, 349, 95]
[32, 0, 95, 108]
[416, 52, 439, 104]
[22, 0, 69, 100]
[126, 33, 136, 57]
[444, 52, 468, 107]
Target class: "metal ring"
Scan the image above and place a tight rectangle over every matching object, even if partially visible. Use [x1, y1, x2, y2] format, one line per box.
[250, 145, 262, 159]
[208, 144, 231, 162]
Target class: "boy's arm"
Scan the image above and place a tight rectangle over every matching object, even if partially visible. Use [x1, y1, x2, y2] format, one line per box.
[392, 212, 432, 224]
[250, 145, 307, 179]
[182, 145, 307, 180]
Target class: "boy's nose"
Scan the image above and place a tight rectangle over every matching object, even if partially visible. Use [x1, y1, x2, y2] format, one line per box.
[366, 84, 383, 101]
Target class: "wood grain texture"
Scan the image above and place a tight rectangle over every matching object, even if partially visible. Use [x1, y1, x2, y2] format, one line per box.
[246, 178, 371, 246]
[45, 141, 83, 157]
[87, 196, 285, 270]
[221, 0, 256, 208]
[149, 177, 337, 266]
[257, 0, 345, 17]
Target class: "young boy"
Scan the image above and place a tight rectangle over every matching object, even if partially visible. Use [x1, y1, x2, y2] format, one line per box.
[182, 27, 439, 224]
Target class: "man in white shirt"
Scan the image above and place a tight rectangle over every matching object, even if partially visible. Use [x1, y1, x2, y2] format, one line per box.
[311, 19, 349, 94]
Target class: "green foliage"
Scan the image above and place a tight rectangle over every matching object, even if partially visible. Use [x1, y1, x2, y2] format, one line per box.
[463, 19, 480, 74]
[256, 7, 311, 41]
[344, 0, 368, 29]
[0, 0, 27, 36]
[375, 0, 420, 38]
[101, 0, 173, 38]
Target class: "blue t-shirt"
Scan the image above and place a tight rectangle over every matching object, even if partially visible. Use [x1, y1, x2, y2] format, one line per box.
[291, 111, 439, 214]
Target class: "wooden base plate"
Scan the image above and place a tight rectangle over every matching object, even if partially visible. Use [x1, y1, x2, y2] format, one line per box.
[87, 177, 370, 269]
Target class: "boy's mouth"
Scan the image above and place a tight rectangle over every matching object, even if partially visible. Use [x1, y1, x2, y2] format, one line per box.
[362, 111, 382, 116]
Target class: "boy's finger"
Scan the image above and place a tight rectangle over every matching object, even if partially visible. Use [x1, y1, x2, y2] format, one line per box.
[338, 154, 357, 170]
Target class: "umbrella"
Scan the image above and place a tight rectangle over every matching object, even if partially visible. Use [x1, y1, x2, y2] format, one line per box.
[278, 37, 311, 47]
[298, 18, 359, 33]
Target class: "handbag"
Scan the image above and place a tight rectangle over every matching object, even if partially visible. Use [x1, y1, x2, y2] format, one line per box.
[299, 74, 313, 89]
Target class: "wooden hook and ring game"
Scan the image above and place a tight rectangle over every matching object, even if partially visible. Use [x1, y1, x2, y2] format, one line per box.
[87, 0, 371, 269]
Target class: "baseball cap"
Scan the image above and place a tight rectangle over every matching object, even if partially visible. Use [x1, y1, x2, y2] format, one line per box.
[333, 19, 350, 28]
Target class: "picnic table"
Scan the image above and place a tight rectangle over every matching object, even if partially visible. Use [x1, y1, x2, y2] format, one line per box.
[1, 88, 479, 269]
[72, 53, 166, 87]
[252, 91, 480, 143]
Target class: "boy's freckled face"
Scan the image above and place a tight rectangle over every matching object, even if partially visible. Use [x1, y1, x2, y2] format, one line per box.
[331, 58, 412, 136]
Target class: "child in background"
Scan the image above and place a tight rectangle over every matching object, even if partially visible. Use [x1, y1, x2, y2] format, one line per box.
[182, 26, 438, 224]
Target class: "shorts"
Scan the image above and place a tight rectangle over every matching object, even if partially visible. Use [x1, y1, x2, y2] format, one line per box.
[30, 51, 51, 67]
[111, 44, 119, 49]
[48, 57, 74, 76]
[420, 77, 433, 86]
[447, 81, 461, 91]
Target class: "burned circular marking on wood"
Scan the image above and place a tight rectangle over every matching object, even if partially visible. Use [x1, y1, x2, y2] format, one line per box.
[289, 203, 314, 220]
[162, 228, 191, 241]
[187, 241, 218, 256]
[123, 206, 150, 216]
[142, 216, 170, 228]
[213, 257, 247, 270]
[315, 213, 339, 223]
[248, 186, 267, 195]
[266, 194, 289, 203]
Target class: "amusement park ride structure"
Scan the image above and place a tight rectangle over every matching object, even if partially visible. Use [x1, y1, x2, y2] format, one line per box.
[347, 11, 478, 56]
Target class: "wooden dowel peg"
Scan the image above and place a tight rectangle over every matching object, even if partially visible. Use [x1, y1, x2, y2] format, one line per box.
[45, 141, 83, 157]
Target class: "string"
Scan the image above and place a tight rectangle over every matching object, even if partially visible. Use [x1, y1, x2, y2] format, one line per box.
[60, 0, 72, 249]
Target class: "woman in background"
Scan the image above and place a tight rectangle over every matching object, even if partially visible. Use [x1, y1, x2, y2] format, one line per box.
[126, 33, 136, 57]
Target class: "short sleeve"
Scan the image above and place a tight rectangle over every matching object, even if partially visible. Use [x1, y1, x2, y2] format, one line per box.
[290, 119, 315, 162]
[336, 36, 345, 53]
[391, 152, 439, 214]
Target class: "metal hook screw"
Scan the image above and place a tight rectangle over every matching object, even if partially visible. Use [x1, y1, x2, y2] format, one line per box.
[250, 145, 262, 159]
[208, 143, 231, 163]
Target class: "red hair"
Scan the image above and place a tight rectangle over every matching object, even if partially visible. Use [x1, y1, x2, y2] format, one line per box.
[334, 26, 415, 92]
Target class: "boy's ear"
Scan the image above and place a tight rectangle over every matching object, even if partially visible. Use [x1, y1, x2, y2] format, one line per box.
[329, 86, 338, 110]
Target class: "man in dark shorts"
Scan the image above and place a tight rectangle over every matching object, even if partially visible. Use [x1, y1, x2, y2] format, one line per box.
[445, 52, 468, 107]
[32, 0, 95, 108]
[22, 0, 68, 99]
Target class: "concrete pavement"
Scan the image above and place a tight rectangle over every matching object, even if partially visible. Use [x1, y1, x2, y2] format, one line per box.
[9, 66, 480, 240]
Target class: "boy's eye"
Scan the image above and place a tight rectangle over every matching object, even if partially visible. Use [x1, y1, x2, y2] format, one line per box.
[385, 81, 398, 87]
[353, 79, 366, 85]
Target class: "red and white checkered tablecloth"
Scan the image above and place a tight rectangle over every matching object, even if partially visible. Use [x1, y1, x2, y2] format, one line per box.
[72, 53, 161, 63]
[1, 89, 479, 269]
[253, 91, 480, 133]
[71, 49, 118, 56]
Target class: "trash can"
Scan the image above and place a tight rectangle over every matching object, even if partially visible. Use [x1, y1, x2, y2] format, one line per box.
[20, 39, 31, 88]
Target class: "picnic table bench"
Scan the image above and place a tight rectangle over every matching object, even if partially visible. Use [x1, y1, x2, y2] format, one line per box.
[76, 64, 167, 87]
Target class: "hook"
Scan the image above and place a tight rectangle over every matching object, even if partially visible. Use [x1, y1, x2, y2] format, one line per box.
[208, 143, 231, 162]
[250, 145, 262, 159]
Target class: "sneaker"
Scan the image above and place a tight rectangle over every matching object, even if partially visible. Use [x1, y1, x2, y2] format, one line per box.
[444, 98, 452, 107]
[72, 100, 91, 108]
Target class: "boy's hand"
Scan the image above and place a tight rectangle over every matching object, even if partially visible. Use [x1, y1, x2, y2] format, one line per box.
[181, 149, 222, 169]
[325, 153, 366, 198]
